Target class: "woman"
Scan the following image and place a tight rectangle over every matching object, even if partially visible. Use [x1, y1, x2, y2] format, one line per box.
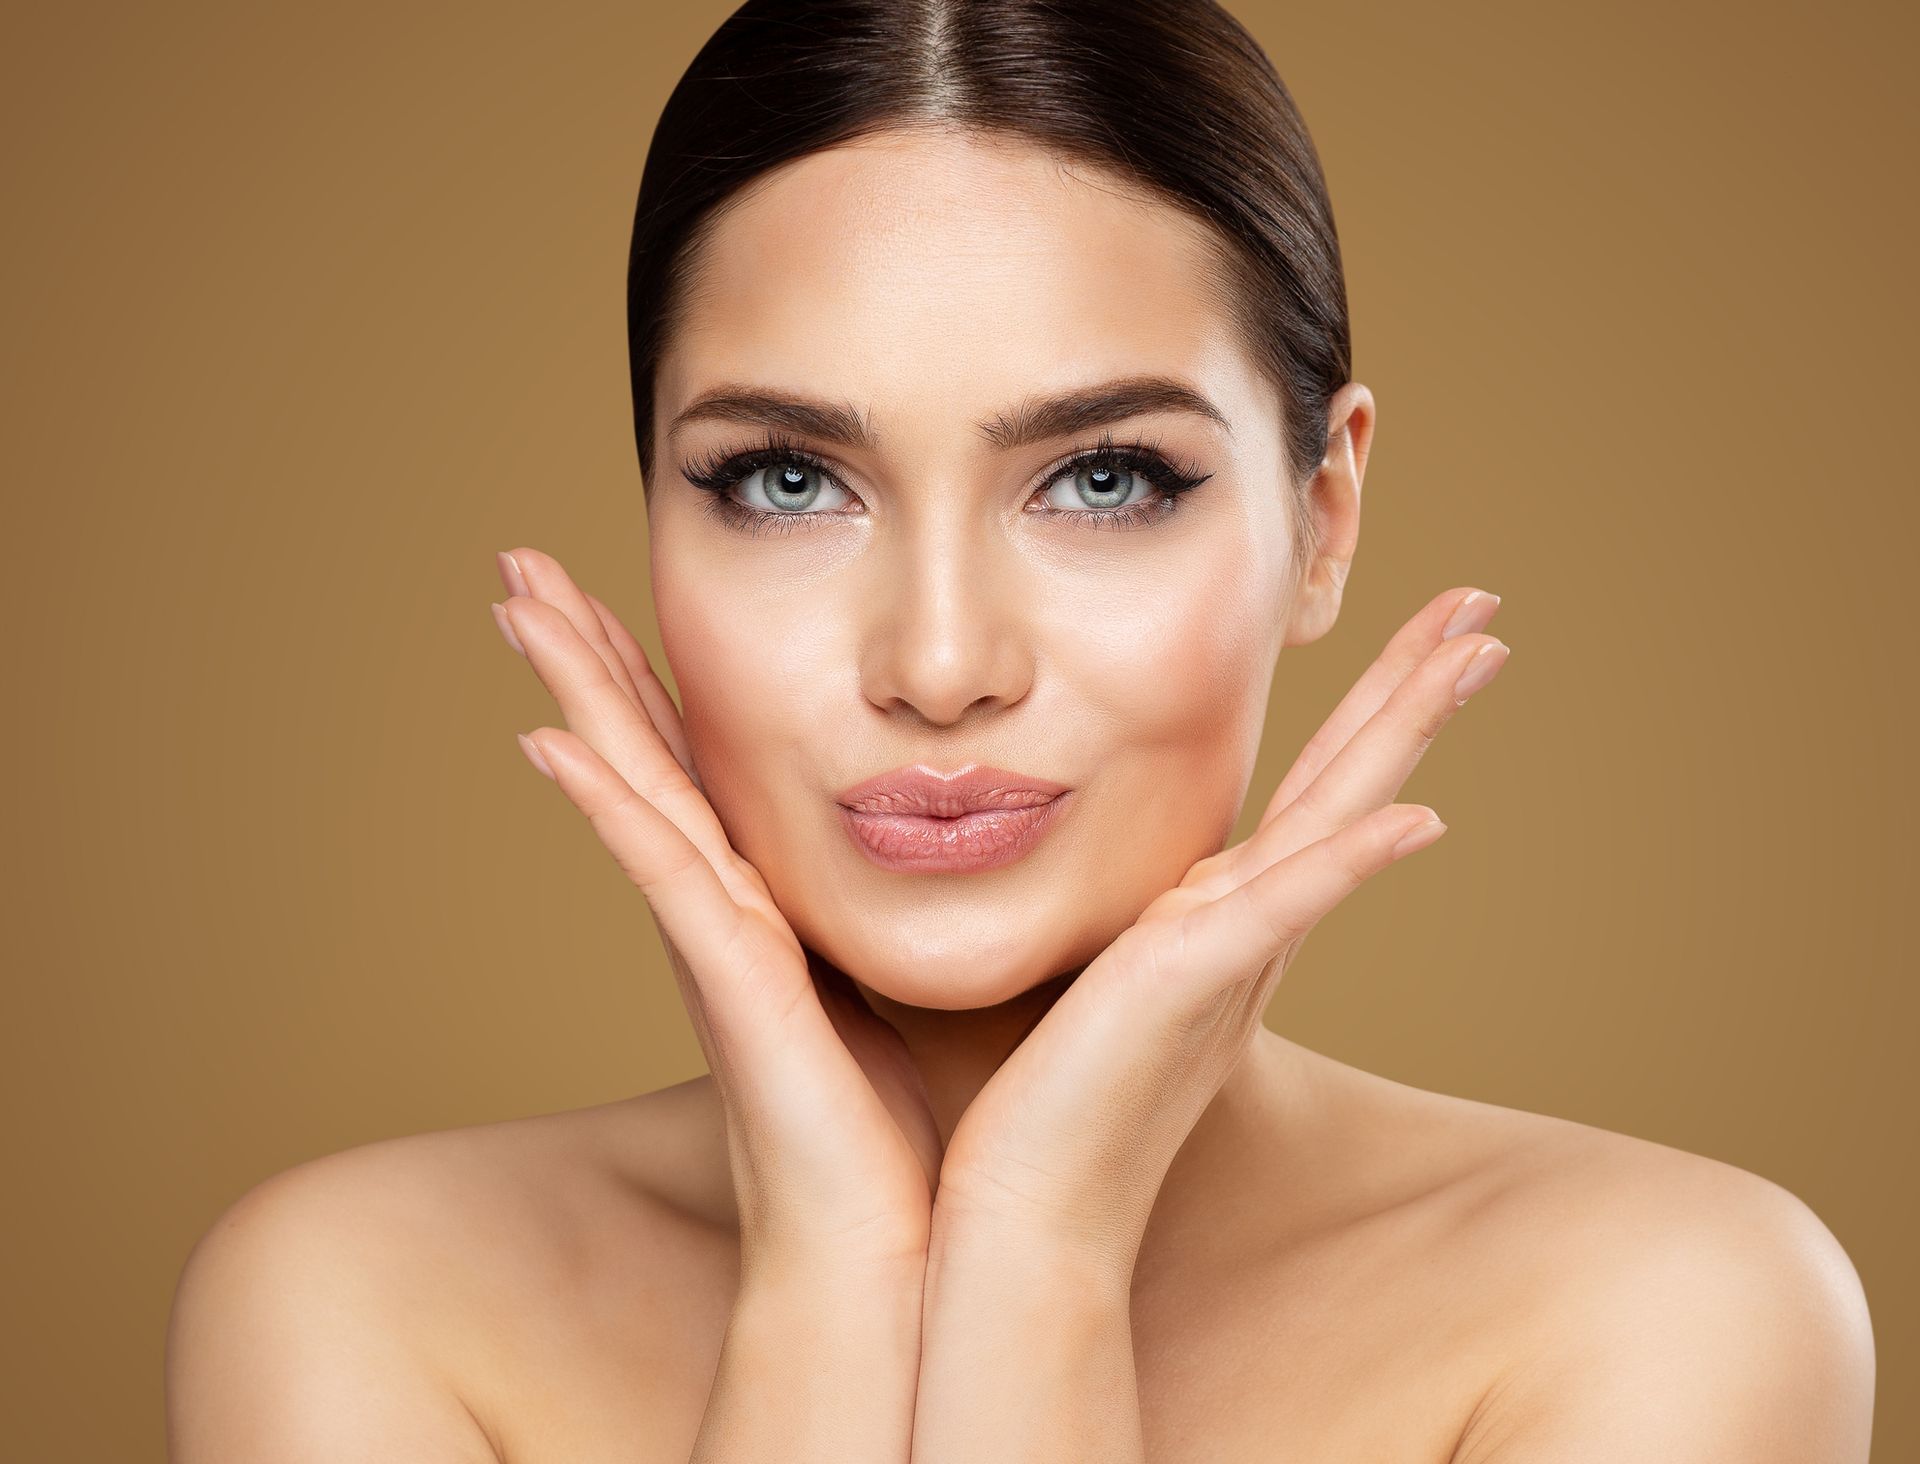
[165, 1, 1874, 1459]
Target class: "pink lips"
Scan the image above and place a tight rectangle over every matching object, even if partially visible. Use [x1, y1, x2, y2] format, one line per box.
[835, 764, 1073, 874]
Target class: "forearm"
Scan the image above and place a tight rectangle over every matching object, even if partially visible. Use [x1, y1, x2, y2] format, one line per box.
[690, 1262, 924, 1463]
[910, 1225, 1145, 1463]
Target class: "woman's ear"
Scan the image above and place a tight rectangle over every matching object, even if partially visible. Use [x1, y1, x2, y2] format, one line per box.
[1283, 381, 1373, 648]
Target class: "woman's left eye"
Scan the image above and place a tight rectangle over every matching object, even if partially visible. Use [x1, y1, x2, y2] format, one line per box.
[1037, 459, 1157, 514]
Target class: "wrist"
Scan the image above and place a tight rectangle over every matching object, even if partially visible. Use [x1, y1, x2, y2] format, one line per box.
[738, 1215, 930, 1292]
[731, 1258, 926, 1367]
[703, 1255, 923, 1462]
[738, 1242, 927, 1309]
[925, 1208, 1137, 1308]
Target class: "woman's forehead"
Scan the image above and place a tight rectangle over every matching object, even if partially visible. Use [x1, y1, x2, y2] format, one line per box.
[658, 135, 1260, 448]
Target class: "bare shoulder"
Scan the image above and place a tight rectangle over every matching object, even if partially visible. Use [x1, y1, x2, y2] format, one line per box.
[166, 1077, 737, 1462]
[1344, 1065, 1877, 1461]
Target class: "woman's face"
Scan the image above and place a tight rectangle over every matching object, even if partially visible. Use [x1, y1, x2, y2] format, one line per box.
[650, 128, 1306, 1011]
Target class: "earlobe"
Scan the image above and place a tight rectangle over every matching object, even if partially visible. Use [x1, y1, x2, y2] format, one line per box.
[1282, 383, 1372, 648]
[1282, 553, 1348, 648]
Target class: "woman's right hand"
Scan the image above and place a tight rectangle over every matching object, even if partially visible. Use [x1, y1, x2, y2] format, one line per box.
[490, 547, 942, 1290]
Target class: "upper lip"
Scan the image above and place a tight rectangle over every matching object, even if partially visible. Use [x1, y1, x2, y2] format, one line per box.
[836, 763, 1071, 817]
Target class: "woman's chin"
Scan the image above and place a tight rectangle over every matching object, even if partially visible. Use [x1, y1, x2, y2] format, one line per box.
[764, 859, 1162, 1015]
[818, 923, 1092, 1014]
[854, 969, 1056, 1013]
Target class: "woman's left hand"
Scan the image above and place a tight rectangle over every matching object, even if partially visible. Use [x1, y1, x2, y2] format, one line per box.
[929, 586, 1510, 1280]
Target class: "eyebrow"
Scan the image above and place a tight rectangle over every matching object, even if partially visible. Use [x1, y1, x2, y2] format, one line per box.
[664, 373, 1232, 454]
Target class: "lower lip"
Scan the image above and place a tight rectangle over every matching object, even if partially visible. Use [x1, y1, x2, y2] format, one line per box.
[836, 792, 1071, 874]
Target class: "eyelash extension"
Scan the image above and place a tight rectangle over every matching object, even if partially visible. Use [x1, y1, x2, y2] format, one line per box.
[680, 429, 848, 538]
[677, 426, 1215, 535]
[1028, 429, 1215, 532]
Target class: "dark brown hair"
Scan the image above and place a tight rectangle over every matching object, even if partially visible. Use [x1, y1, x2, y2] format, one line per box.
[628, 0, 1350, 567]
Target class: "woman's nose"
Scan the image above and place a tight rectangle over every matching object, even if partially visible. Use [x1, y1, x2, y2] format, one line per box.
[856, 529, 1034, 728]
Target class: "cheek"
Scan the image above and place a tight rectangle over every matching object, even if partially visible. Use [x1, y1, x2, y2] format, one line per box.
[646, 504, 1287, 1002]
[650, 556, 828, 860]
[1051, 541, 1281, 853]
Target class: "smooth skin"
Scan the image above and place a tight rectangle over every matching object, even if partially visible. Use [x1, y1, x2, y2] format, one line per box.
[166, 130, 1874, 1461]
[510, 553, 1470, 1460]
[163, 560, 1877, 1462]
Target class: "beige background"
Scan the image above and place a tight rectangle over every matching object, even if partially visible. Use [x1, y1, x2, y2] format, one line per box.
[2, 1, 1912, 1457]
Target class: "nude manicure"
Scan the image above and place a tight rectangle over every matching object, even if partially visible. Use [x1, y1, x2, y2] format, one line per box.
[516, 732, 555, 780]
[491, 601, 527, 656]
[1452, 640, 1510, 704]
[1442, 590, 1501, 640]
[496, 550, 530, 599]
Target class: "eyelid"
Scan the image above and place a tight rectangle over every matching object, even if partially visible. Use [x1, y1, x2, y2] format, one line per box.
[682, 430, 1209, 530]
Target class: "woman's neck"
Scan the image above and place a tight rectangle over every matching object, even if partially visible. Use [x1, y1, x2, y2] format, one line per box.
[851, 969, 1313, 1267]
[853, 967, 1083, 1146]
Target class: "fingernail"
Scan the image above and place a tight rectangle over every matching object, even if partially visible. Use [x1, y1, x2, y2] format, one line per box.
[496, 550, 530, 598]
[1392, 813, 1448, 858]
[516, 732, 555, 779]
[1442, 590, 1501, 640]
[1453, 639, 1511, 704]
[490, 601, 526, 656]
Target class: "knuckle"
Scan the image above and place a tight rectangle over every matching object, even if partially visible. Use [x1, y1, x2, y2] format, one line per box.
[586, 788, 680, 886]
[1405, 687, 1455, 744]
[732, 935, 804, 1019]
[1325, 827, 1379, 888]
[514, 596, 572, 655]
[633, 769, 687, 808]
[1239, 881, 1301, 956]
[1290, 774, 1336, 827]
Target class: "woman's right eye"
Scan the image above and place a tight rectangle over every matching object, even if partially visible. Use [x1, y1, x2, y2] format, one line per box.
[679, 440, 865, 530]
[732, 460, 856, 515]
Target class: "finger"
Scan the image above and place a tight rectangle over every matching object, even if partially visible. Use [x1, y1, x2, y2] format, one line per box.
[499, 547, 650, 713]
[523, 732, 929, 1223]
[494, 545, 701, 789]
[1258, 586, 1500, 833]
[504, 592, 747, 899]
[520, 726, 804, 1059]
[1207, 630, 1507, 895]
[582, 587, 698, 784]
[1176, 803, 1446, 994]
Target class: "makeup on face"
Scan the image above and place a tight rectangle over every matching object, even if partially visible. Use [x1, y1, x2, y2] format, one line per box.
[835, 763, 1074, 874]
[647, 133, 1298, 1005]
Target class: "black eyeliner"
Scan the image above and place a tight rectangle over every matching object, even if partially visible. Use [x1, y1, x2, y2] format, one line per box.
[677, 425, 1215, 533]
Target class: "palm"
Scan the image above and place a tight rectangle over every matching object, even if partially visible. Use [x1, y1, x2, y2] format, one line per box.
[671, 892, 942, 1229]
[660, 727, 945, 1199]
[935, 585, 1507, 1238]
[494, 550, 942, 1256]
[935, 873, 1229, 1228]
[621, 675, 944, 1231]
